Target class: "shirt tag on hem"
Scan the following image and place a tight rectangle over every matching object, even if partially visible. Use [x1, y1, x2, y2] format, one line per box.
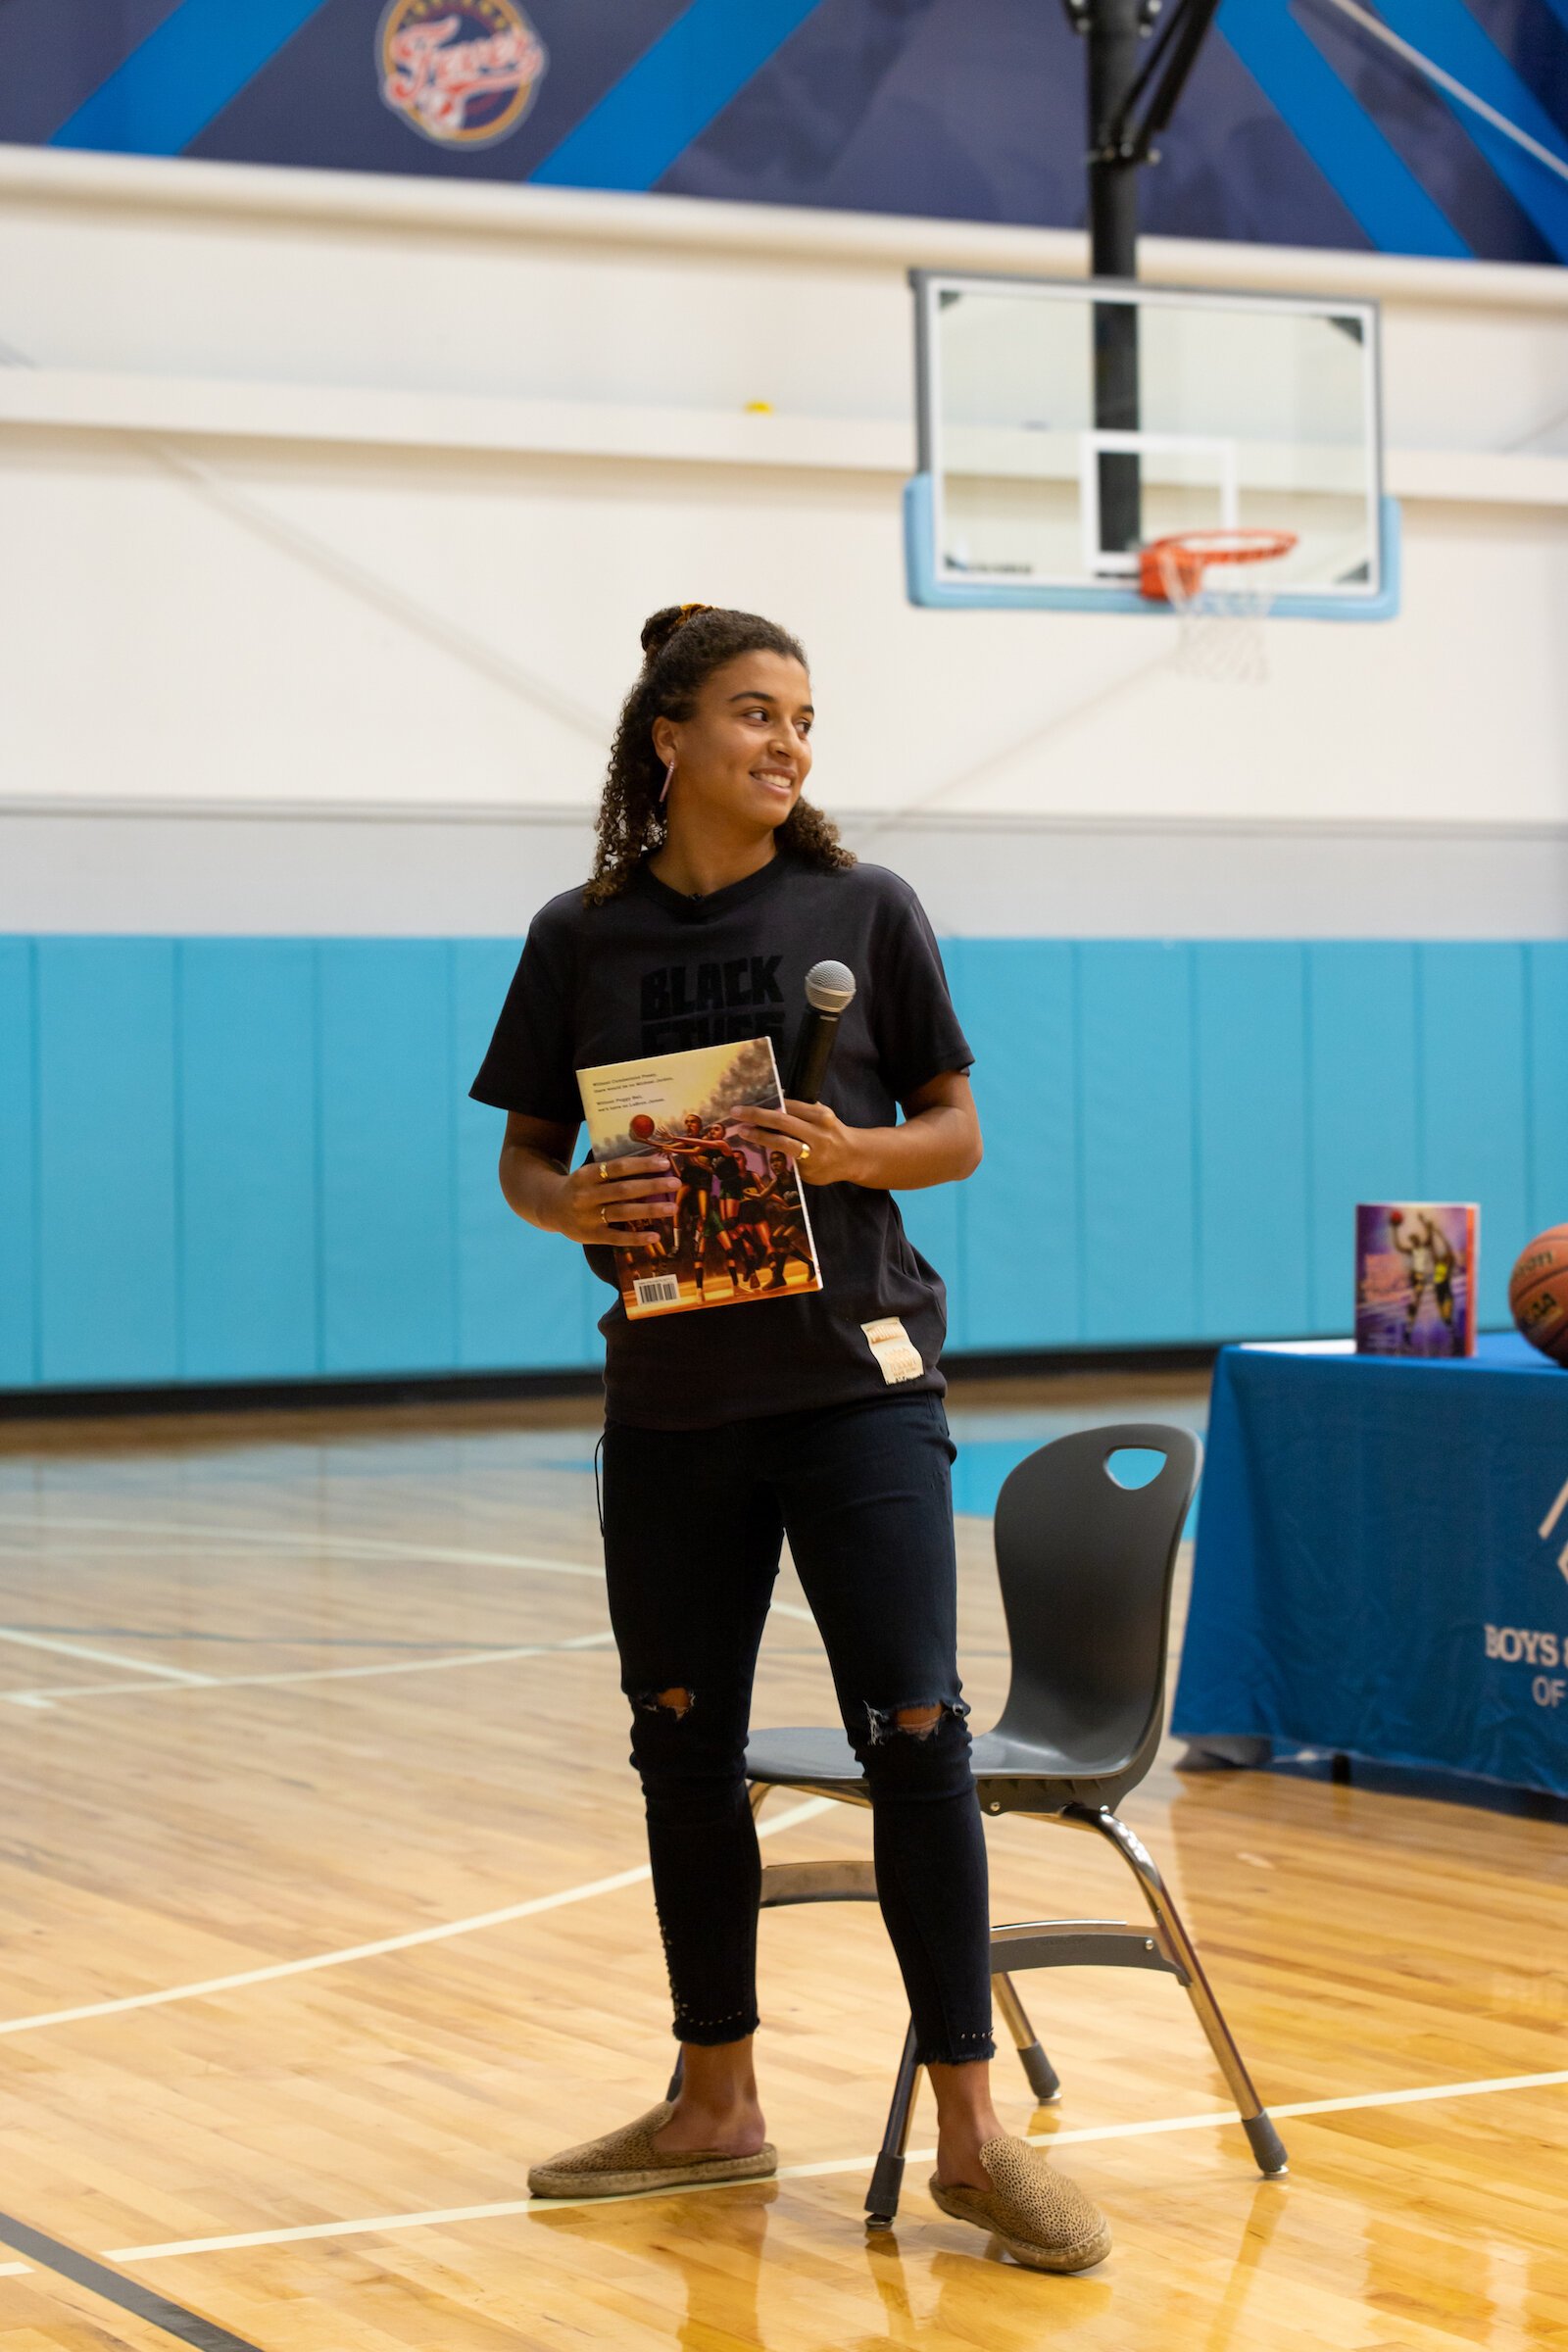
[861, 1317, 924, 1385]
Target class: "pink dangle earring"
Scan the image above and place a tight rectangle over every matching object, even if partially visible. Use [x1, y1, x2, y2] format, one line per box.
[660, 759, 676, 805]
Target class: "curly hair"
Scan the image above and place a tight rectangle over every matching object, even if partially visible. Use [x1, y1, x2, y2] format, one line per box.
[584, 604, 856, 905]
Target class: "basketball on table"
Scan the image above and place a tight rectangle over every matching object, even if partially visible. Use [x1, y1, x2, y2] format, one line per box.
[1510, 1226, 1568, 1364]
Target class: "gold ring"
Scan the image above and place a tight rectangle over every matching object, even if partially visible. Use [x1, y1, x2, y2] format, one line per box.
[600, 1161, 611, 1182]
[600, 1205, 610, 1224]
[797, 1144, 811, 1162]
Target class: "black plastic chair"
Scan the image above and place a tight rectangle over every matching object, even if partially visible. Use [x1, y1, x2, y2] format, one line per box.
[741, 1422, 1288, 2229]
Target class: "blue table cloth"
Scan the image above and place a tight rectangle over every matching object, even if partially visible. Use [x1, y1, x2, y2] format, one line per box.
[1172, 1333, 1568, 1795]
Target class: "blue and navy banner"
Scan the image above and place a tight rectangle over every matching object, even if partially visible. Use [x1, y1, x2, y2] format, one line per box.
[4, 0, 1567, 265]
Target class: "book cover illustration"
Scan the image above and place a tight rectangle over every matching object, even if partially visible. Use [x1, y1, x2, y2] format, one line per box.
[1355, 1202, 1479, 1357]
[576, 1035, 822, 1320]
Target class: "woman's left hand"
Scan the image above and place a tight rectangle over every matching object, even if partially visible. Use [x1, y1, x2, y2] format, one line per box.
[737, 1100, 865, 1186]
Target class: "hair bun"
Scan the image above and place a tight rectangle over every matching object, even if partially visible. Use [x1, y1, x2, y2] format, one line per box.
[640, 603, 716, 663]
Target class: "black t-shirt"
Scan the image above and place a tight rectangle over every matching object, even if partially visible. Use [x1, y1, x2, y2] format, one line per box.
[469, 850, 974, 1429]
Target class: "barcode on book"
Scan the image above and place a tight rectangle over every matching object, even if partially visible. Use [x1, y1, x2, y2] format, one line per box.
[633, 1275, 681, 1308]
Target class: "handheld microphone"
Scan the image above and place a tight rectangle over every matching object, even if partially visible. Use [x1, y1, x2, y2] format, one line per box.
[786, 960, 857, 1103]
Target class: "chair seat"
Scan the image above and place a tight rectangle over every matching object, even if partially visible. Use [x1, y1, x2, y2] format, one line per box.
[745, 1724, 1131, 1794]
[745, 1727, 865, 1787]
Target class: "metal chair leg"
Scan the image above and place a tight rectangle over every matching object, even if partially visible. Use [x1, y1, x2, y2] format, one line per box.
[864, 2021, 921, 2230]
[1084, 1806, 1289, 2178]
[994, 1971, 1061, 2103]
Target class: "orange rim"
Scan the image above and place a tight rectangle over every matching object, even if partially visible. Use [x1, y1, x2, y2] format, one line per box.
[1139, 528, 1298, 602]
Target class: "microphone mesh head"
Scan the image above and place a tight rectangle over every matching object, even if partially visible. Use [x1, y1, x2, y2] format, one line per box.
[805, 959, 857, 1014]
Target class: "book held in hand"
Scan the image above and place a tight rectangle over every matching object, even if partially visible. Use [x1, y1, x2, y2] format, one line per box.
[1355, 1201, 1479, 1357]
[576, 1036, 823, 1320]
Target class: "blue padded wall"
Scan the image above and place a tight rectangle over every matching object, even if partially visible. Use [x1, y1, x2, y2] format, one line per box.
[179, 939, 319, 1381]
[1076, 943, 1198, 1345]
[2, 936, 1564, 1392]
[318, 941, 459, 1377]
[1194, 944, 1311, 1343]
[1415, 946, 1532, 1330]
[1531, 948, 1568, 1247]
[452, 941, 603, 1372]
[947, 939, 1083, 1351]
[1303, 944, 1420, 1333]
[35, 939, 180, 1387]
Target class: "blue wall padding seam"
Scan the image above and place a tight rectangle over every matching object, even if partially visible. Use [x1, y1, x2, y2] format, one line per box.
[1367, 0, 1568, 262]
[50, 0, 333, 155]
[531, 0, 826, 190]
[1216, 0, 1471, 256]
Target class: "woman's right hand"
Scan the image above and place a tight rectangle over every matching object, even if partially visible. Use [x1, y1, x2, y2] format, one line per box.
[547, 1153, 678, 1250]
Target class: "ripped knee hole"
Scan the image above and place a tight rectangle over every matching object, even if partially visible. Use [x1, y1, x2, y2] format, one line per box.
[865, 1698, 963, 1743]
[893, 1704, 943, 1738]
[635, 1686, 693, 1719]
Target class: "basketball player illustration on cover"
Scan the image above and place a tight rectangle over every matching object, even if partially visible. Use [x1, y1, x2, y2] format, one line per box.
[746, 1147, 815, 1290]
[648, 1111, 775, 1300]
[1354, 1201, 1478, 1357]
[706, 1121, 764, 1291]
[1392, 1207, 1463, 1342]
[663, 1112, 721, 1290]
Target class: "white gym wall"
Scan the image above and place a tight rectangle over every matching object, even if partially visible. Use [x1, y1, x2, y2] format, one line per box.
[2, 144, 1565, 940]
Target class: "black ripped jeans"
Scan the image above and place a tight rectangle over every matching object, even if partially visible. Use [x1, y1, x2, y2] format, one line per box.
[600, 1393, 995, 2067]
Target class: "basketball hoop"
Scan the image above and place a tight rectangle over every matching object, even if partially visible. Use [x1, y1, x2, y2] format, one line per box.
[1139, 528, 1298, 684]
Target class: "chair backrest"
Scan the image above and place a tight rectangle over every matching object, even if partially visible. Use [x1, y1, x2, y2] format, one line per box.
[991, 1423, 1202, 1797]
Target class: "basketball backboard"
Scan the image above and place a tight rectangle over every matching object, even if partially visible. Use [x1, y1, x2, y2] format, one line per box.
[906, 270, 1398, 619]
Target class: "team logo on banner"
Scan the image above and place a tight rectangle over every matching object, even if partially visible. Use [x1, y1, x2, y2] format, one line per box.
[378, 0, 548, 148]
[1542, 1472, 1568, 1586]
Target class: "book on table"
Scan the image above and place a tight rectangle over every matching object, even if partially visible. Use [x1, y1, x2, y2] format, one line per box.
[576, 1035, 823, 1319]
[1354, 1201, 1479, 1357]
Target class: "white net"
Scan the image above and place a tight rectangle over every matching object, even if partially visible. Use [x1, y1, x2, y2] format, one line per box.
[1147, 531, 1298, 686]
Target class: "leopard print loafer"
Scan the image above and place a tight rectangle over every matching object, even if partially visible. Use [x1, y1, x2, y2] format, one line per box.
[929, 2136, 1111, 2272]
[528, 2101, 777, 2200]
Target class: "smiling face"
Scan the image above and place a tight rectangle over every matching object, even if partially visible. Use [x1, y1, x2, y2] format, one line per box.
[652, 651, 813, 836]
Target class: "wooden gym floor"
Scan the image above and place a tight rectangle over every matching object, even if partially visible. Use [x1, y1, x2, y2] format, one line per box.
[0, 1371, 1565, 2352]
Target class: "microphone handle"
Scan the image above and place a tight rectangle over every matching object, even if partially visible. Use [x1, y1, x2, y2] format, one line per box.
[787, 1009, 841, 1104]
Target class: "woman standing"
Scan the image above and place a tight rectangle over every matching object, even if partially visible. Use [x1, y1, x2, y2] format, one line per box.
[471, 605, 1109, 2273]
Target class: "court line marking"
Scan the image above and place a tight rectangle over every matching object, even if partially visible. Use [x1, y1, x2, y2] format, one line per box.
[0, 1509, 608, 1582]
[0, 1512, 821, 1635]
[101, 2066, 1568, 2260]
[0, 1796, 835, 2040]
[0, 2207, 267, 2350]
[2, 1630, 618, 1709]
[0, 1625, 215, 1685]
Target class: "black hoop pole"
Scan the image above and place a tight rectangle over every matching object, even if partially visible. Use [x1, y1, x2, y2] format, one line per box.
[1077, 0, 1226, 562]
[1086, 0, 1144, 556]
